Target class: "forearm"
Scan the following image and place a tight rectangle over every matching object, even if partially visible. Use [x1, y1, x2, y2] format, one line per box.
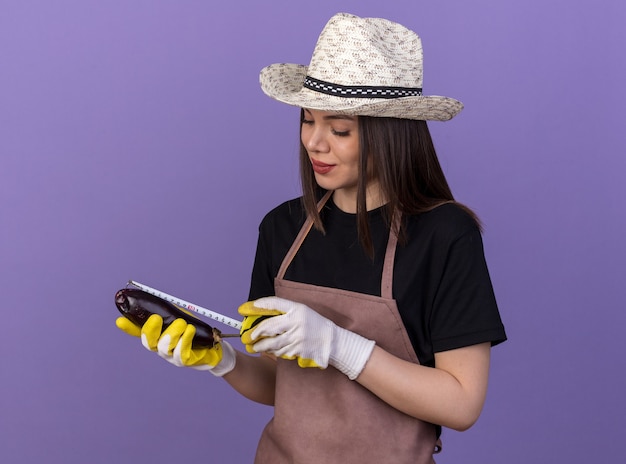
[356, 342, 491, 431]
[223, 350, 277, 405]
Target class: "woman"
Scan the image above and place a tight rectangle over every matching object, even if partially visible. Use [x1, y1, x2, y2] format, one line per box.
[117, 13, 506, 463]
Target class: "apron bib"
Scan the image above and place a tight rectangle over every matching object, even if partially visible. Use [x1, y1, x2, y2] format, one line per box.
[255, 193, 440, 464]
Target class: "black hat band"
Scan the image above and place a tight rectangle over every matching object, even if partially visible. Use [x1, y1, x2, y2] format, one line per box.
[304, 76, 422, 99]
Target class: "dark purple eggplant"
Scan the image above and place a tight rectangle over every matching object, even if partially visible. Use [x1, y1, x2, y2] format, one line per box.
[115, 288, 221, 347]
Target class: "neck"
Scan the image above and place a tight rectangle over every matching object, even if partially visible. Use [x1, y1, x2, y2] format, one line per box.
[332, 183, 385, 213]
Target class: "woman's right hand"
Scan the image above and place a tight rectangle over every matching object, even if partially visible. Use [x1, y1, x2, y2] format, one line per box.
[116, 315, 236, 377]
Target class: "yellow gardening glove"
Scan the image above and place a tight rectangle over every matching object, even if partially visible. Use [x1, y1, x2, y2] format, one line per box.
[239, 297, 376, 379]
[116, 313, 163, 349]
[238, 301, 283, 353]
[115, 314, 236, 377]
[116, 315, 143, 337]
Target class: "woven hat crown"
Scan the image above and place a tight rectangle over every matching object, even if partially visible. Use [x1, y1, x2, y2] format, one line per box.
[259, 13, 463, 121]
[307, 13, 424, 90]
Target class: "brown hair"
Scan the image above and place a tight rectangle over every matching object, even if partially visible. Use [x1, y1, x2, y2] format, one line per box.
[299, 112, 480, 257]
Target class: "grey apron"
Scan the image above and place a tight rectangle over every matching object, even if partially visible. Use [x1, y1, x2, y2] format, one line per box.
[255, 193, 440, 463]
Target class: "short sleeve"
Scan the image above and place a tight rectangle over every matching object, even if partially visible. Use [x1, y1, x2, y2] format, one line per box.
[247, 227, 276, 301]
[430, 228, 507, 353]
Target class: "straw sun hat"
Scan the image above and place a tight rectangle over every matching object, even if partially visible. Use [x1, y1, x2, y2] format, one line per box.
[259, 13, 463, 121]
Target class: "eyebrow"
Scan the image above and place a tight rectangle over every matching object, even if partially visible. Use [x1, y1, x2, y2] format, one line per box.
[324, 114, 356, 121]
[303, 109, 356, 121]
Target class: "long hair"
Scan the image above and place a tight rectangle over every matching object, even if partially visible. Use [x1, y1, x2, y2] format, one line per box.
[299, 112, 480, 257]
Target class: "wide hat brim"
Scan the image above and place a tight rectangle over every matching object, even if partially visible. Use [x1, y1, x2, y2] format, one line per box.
[260, 63, 464, 121]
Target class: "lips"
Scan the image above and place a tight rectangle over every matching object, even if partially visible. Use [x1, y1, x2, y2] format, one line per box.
[311, 159, 335, 175]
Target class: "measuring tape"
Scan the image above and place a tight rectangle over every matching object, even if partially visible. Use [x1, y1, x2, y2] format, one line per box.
[128, 280, 242, 330]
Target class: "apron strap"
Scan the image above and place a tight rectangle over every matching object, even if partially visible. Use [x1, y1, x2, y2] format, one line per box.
[381, 211, 401, 299]
[277, 191, 333, 280]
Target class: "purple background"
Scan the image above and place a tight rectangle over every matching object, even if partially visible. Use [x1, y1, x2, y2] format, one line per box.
[1, 1, 624, 462]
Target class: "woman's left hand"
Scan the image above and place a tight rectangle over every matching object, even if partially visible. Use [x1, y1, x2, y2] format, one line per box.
[238, 297, 375, 380]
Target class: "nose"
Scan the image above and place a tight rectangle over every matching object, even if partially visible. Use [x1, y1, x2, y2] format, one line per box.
[303, 126, 329, 153]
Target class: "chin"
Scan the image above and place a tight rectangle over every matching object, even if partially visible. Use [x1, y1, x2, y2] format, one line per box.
[313, 176, 335, 191]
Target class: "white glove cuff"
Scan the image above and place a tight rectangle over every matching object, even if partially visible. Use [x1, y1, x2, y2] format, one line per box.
[330, 327, 376, 380]
[208, 341, 236, 377]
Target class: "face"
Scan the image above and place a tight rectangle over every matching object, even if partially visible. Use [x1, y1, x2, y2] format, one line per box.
[301, 109, 361, 210]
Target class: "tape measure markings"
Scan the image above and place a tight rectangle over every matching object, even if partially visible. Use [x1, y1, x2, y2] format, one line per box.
[128, 280, 242, 330]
